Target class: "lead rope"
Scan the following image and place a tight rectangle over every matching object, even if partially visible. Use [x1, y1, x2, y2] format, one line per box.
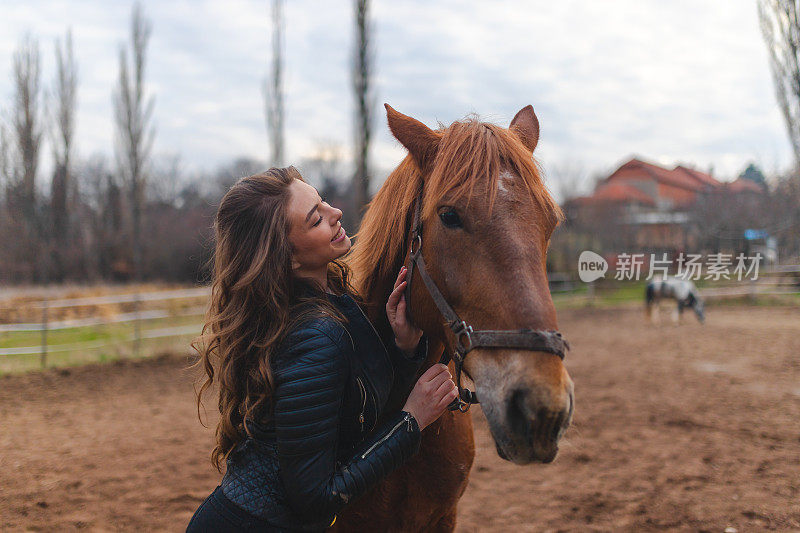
[438, 348, 478, 412]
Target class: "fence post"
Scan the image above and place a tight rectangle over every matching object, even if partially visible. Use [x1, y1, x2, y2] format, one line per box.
[133, 291, 141, 358]
[748, 277, 757, 303]
[40, 299, 48, 369]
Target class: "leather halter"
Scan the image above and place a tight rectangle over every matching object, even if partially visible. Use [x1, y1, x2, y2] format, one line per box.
[404, 182, 570, 413]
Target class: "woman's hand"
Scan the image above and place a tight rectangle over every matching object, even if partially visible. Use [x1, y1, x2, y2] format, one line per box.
[402, 363, 458, 430]
[386, 266, 423, 353]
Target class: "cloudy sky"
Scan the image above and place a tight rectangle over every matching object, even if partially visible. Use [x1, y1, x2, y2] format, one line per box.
[0, 0, 790, 198]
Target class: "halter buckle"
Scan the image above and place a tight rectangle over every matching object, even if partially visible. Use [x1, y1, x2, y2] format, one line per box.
[447, 395, 472, 412]
[457, 397, 472, 413]
[452, 321, 474, 354]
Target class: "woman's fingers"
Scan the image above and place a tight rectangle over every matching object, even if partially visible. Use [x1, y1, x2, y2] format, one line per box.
[389, 279, 406, 300]
[434, 376, 457, 397]
[438, 386, 460, 410]
[386, 281, 408, 318]
[420, 363, 449, 382]
[393, 266, 407, 290]
[404, 363, 458, 429]
[426, 369, 452, 391]
[433, 377, 458, 410]
[386, 280, 405, 310]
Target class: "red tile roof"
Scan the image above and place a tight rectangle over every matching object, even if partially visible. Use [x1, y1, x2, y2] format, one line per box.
[611, 159, 705, 191]
[572, 182, 656, 206]
[724, 178, 763, 194]
[674, 165, 721, 188]
[568, 157, 756, 210]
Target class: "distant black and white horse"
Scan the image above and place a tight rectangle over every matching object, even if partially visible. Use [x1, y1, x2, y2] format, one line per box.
[646, 276, 705, 324]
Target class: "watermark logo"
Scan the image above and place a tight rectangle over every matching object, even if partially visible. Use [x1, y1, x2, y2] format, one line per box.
[576, 251, 762, 282]
[578, 251, 608, 282]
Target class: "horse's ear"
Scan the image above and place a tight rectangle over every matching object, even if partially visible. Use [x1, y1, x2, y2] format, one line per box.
[385, 104, 440, 169]
[510, 105, 540, 153]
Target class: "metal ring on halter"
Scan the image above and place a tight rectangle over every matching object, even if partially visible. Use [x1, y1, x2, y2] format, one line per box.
[409, 234, 422, 256]
[453, 322, 474, 354]
[457, 398, 471, 413]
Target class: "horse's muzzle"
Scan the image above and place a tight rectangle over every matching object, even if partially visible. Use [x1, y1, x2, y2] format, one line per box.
[502, 385, 573, 463]
[469, 349, 574, 464]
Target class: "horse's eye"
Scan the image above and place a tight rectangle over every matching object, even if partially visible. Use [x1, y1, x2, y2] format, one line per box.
[439, 209, 462, 228]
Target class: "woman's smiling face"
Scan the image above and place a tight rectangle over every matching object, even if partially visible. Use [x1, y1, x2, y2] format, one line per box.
[287, 178, 351, 281]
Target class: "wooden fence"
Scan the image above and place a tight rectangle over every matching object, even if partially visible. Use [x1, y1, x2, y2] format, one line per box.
[0, 287, 209, 369]
[548, 265, 800, 303]
[2, 267, 797, 371]
[697, 264, 800, 300]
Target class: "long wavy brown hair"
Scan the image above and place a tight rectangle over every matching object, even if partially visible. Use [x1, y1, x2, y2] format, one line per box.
[193, 166, 355, 470]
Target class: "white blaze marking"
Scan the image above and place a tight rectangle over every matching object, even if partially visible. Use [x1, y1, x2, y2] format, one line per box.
[497, 171, 514, 195]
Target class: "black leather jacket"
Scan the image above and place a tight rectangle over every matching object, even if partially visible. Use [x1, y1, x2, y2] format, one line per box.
[220, 292, 428, 531]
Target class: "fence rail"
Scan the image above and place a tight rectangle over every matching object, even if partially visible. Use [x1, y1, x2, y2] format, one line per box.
[0, 325, 201, 356]
[0, 305, 208, 333]
[0, 287, 210, 369]
[548, 265, 800, 303]
[3, 267, 798, 371]
[0, 287, 209, 310]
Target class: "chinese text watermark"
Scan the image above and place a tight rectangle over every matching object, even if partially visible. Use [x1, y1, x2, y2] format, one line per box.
[578, 252, 762, 282]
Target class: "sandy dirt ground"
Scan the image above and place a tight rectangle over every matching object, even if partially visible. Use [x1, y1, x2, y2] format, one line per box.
[1, 305, 798, 532]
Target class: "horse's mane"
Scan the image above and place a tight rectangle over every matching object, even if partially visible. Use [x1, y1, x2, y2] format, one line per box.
[347, 116, 563, 307]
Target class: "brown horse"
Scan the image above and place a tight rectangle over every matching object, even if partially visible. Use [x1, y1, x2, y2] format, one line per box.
[337, 105, 574, 531]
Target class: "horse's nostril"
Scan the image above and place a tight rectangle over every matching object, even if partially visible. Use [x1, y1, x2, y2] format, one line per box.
[506, 387, 572, 445]
[507, 389, 531, 437]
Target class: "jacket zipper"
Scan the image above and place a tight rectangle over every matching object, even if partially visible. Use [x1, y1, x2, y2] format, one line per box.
[360, 412, 413, 459]
[356, 376, 367, 432]
[347, 295, 384, 433]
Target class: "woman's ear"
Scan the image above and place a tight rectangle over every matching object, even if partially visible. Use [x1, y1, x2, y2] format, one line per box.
[291, 258, 301, 271]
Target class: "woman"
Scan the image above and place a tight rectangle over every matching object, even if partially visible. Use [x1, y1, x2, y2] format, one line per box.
[188, 166, 457, 531]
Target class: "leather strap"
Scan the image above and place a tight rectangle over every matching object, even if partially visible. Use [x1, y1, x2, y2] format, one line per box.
[469, 330, 568, 359]
[403, 181, 423, 321]
[403, 183, 569, 412]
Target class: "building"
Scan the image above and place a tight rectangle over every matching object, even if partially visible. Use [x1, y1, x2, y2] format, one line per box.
[564, 157, 766, 253]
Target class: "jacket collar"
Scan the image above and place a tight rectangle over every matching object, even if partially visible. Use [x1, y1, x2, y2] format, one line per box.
[325, 292, 393, 412]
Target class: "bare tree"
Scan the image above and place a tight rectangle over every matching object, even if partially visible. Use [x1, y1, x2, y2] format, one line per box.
[113, 2, 155, 282]
[0, 35, 46, 281]
[299, 140, 343, 189]
[49, 29, 78, 280]
[0, 122, 11, 279]
[147, 154, 182, 205]
[212, 156, 266, 197]
[74, 154, 112, 279]
[299, 141, 356, 229]
[263, 0, 284, 167]
[51, 29, 77, 226]
[10, 34, 43, 226]
[0, 123, 10, 204]
[352, 0, 374, 220]
[759, 0, 800, 166]
[550, 158, 589, 203]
